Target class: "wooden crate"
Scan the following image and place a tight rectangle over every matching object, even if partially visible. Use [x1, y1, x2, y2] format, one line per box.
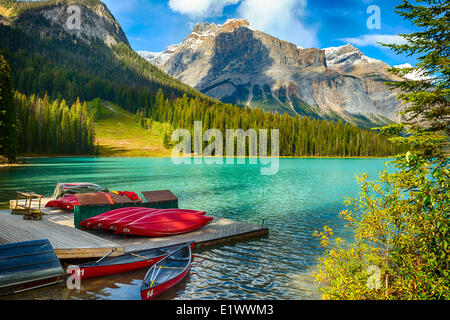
[74, 193, 142, 229]
[141, 190, 178, 209]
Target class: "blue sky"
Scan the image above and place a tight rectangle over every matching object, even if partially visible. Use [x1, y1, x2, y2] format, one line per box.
[103, 0, 419, 66]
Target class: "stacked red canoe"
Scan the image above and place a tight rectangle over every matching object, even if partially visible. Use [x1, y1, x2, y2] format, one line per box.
[79, 207, 213, 237]
[45, 195, 80, 210]
[46, 191, 141, 210]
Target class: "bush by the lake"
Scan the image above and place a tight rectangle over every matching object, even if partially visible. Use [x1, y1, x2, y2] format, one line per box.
[313, 0, 449, 300]
[314, 159, 449, 299]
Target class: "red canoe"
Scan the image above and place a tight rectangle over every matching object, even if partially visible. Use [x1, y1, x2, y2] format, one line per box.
[46, 195, 80, 210]
[72, 242, 195, 280]
[104, 208, 206, 232]
[90, 208, 161, 230]
[140, 242, 193, 300]
[79, 207, 207, 230]
[79, 207, 145, 229]
[97, 208, 162, 231]
[115, 211, 213, 237]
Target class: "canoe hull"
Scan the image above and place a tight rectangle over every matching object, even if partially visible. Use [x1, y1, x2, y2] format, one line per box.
[117, 220, 212, 236]
[140, 242, 194, 300]
[99, 208, 162, 231]
[80, 208, 207, 231]
[45, 195, 80, 210]
[75, 257, 165, 280]
[0, 275, 63, 297]
[79, 207, 144, 229]
[0, 239, 64, 297]
[72, 242, 194, 280]
[111, 211, 209, 235]
[93, 208, 154, 230]
[115, 213, 213, 237]
[140, 265, 190, 300]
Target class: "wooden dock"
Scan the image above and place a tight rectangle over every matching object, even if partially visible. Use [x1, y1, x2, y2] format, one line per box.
[0, 201, 268, 260]
[0, 210, 124, 259]
[86, 216, 268, 252]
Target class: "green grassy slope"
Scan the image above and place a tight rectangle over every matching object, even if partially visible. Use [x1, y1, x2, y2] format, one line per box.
[94, 101, 171, 157]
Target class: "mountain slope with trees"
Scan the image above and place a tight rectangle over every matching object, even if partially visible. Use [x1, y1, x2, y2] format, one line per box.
[0, 0, 217, 110]
[147, 19, 404, 127]
[0, 0, 407, 160]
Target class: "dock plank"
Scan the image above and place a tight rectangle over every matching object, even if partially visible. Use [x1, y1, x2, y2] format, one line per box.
[0, 210, 124, 259]
[78, 215, 268, 252]
[0, 205, 269, 259]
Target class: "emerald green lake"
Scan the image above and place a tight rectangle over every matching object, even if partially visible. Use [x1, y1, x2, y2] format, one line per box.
[0, 157, 390, 300]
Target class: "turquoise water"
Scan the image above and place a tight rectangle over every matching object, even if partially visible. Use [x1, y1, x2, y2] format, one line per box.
[0, 157, 390, 300]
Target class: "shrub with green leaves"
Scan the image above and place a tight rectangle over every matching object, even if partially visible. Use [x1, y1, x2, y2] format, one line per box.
[314, 0, 449, 300]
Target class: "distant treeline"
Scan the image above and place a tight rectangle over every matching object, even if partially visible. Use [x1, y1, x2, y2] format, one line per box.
[0, 53, 15, 162]
[15, 92, 96, 155]
[137, 90, 407, 157]
[2, 53, 95, 161]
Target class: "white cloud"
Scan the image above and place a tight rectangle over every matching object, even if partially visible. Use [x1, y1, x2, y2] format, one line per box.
[237, 0, 318, 48]
[168, 0, 240, 18]
[340, 34, 408, 47]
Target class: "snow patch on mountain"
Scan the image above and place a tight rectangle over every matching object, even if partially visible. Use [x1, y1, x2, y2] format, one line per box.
[138, 44, 181, 67]
[394, 63, 432, 81]
[140, 19, 252, 67]
[138, 51, 161, 60]
[324, 43, 385, 69]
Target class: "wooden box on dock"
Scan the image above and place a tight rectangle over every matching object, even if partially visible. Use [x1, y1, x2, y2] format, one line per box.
[73, 190, 178, 229]
[74, 193, 141, 229]
[141, 190, 178, 209]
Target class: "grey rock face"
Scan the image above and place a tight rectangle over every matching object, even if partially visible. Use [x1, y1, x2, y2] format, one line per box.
[17, 2, 129, 47]
[156, 19, 403, 124]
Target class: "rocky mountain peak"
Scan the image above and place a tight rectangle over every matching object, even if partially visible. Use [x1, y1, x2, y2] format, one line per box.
[323, 43, 388, 75]
[0, 0, 129, 47]
[139, 20, 404, 125]
[220, 18, 250, 31]
[325, 43, 359, 54]
[191, 19, 250, 36]
[184, 18, 251, 51]
[393, 63, 432, 81]
[138, 43, 182, 67]
[139, 20, 253, 67]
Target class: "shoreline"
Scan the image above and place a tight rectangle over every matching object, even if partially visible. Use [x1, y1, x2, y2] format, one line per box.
[0, 155, 396, 167]
[18, 155, 393, 159]
[0, 162, 28, 168]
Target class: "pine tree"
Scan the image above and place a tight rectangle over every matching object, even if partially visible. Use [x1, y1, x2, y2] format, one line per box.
[380, 0, 449, 160]
[314, 0, 449, 299]
[0, 54, 17, 163]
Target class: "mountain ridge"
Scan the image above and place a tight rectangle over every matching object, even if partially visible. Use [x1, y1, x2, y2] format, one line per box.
[0, 0, 129, 47]
[140, 19, 405, 127]
[0, 0, 220, 114]
[0, 0, 407, 159]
